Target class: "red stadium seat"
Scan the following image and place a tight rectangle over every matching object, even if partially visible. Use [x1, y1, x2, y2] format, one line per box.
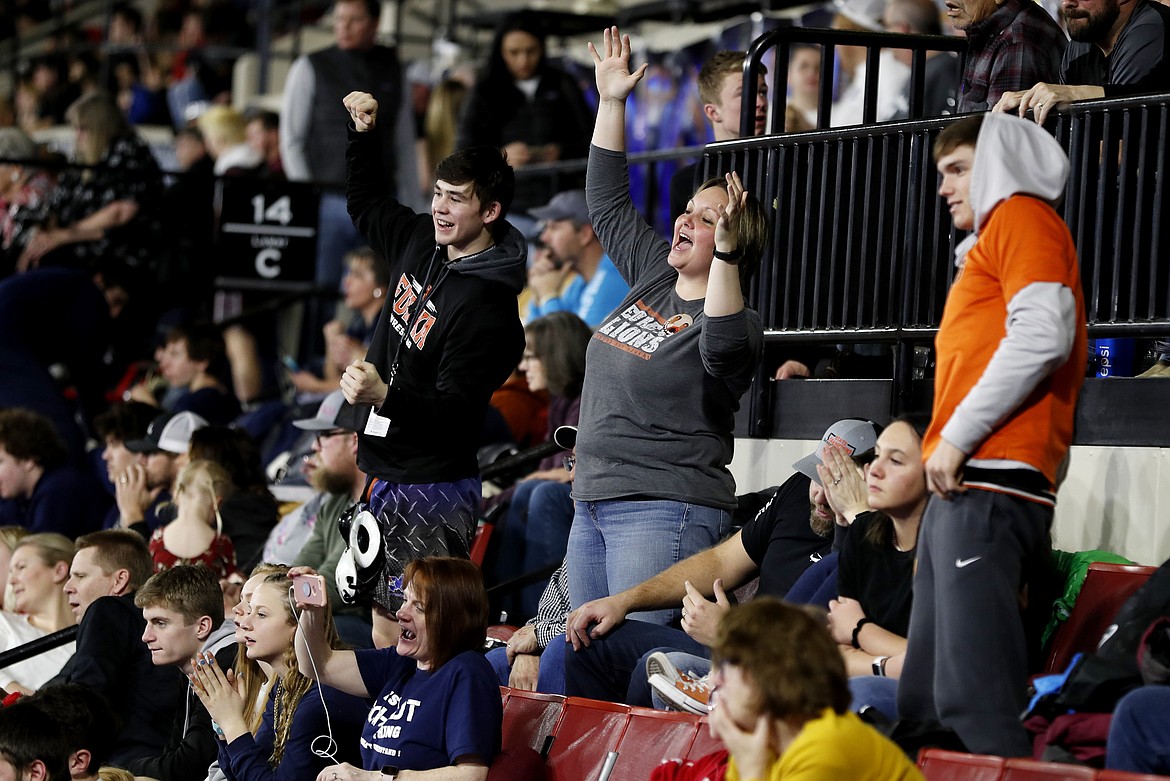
[685, 715, 724, 761]
[1045, 563, 1157, 674]
[610, 707, 702, 779]
[1097, 772, 1170, 780]
[918, 748, 1006, 781]
[501, 689, 565, 756]
[1001, 758, 1096, 780]
[470, 520, 493, 566]
[545, 697, 630, 781]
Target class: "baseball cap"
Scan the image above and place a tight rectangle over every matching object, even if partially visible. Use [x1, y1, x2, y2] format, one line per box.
[293, 390, 359, 432]
[529, 190, 590, 225]
[792, 418, 881, 485]
[125, 411, 209, 454]
[553, 425, 577, 450]
[833, 0, 886, 30]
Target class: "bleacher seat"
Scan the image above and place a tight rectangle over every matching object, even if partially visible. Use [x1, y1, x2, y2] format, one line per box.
[545, 697, 630, 781]
[919, 748, 1006, 781]
[610, 706, 701, 779]
[1045, 563, 1158, 674]
[1002, 758, 1096, 780]
[501, 689, 565, 756]
[685, 715, 724, 761]
[1096, 771, 1170, 780]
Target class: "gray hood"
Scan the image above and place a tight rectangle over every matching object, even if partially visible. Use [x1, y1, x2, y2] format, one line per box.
[446, 221, 528, 294]
[956, 112, 1070, 263]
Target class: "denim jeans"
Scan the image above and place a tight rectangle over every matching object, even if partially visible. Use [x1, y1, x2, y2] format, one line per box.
[849, 675, 899, 722]
[494, 479, 575, 621]
[567, 498, 730, 626]
[564, 619, 706, 703]
[1106, 686, 1170, 773]
[485, 634, 567, 694]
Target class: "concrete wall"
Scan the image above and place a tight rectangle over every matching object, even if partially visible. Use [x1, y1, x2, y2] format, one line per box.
[729, 438, 1170, 567]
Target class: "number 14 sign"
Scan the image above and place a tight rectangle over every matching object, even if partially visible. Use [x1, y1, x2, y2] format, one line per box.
[214, 178, 319, 287]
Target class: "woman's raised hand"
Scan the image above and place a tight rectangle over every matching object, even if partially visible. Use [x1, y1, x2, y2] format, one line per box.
[588, 26, 647, 104]
[715, 172, 747, 253]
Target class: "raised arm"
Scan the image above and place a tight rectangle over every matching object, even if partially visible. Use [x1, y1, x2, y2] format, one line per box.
[588, 27, 647, 153]
[704, 172, 749, 318]
[289, 567, 368, 698]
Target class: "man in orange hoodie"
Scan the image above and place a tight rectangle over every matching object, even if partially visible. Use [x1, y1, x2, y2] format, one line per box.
[896, 113, 1087, 757]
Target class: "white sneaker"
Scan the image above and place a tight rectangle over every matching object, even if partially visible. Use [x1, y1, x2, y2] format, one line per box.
[646, 652, 711, 715]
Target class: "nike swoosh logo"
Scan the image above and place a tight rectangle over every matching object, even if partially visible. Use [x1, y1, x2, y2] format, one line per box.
[955, 556, 982, 568]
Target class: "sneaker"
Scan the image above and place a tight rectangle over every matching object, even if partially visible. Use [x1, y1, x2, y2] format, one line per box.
[649, 672, 711, 715]
[645, 651, 681, 681]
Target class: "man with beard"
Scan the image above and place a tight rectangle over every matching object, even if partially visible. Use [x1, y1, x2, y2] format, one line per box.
[995, 0, 1170, 123]
[563, 419, 880, 705]
[291, 390, 373, 648]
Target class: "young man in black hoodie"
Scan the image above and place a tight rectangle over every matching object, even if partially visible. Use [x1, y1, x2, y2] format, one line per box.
[339, 90, 527, 645]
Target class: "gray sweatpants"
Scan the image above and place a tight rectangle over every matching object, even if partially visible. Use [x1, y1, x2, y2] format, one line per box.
[896, 488, 1051, 757]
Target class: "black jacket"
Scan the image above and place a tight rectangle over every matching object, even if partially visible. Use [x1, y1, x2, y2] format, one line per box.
[346, 125, 526, 484]
[50, 594, 184, 767]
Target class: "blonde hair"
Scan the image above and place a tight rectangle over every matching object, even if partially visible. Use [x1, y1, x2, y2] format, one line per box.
[235, 563, 291, 735]
[14, 532, 75, 569]
[174, 459, 233, 532]
[197, 106, 247, 158]
[0, 526, 29, 554]
[424, 79, 468, 174]
[255, 570, 346, 766]
[98, 768, 135, 781]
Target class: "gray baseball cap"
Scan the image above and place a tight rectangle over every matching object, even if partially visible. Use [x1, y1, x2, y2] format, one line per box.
[792, 418, 881, 485]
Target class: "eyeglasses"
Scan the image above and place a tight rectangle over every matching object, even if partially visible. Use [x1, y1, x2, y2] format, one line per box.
[562, 455, 576, 472]
[315, 429, 349, 446]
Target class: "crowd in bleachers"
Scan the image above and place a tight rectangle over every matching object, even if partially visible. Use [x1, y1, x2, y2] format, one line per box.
[2, 0, 1170, 779]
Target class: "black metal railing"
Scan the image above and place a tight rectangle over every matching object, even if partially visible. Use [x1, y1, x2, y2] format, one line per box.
[697, 93, 1170, 344]
[742, 26, 968, 134]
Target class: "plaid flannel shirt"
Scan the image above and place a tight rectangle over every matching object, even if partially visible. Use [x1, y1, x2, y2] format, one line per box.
[958, 0, 1068, 112]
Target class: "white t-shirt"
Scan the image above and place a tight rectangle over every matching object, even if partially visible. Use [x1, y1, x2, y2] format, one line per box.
[0, 611, 76, 690]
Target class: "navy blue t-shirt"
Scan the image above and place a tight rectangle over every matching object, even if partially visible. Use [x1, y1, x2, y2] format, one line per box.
[354, 647, 501, 772]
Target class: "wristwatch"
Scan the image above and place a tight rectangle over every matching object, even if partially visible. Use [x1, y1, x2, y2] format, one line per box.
[872, 656, 890, 677]
[381, 767, 400, 779]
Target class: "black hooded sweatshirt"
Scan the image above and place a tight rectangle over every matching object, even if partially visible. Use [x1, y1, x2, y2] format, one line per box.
[346, 124, 526, 484]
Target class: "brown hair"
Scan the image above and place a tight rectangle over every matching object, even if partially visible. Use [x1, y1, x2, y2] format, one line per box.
[134, 564, 223, 626]
[66, 91, 131, 166]
[934, 115, 984, 161]
[403, 557, 489, 669]
[0, 408, 67, 470]
[526, 312, 591, 398]
[75, 530, 153, 591]
[711, 598, 851, 724]
[861, 416, 928, 549]
[695, 177, 770, 282]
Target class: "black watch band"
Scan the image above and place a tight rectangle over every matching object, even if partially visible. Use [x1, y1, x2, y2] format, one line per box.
[381, 767, 400, 778]
[713, 247, 743, 263]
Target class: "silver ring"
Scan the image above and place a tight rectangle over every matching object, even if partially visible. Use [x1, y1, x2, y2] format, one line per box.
[119, 477, 128, 484]
[681, 608, 688, 618]
[833, 478, 841, 485]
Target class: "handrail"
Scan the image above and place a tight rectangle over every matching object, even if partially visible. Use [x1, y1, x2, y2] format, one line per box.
[0, 626, 78, 670]
[742, 26, 968, 135]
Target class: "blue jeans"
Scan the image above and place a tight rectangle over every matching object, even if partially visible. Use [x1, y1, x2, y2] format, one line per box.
[485, 634, 567, 694]
[564, 619, 707, 703]
[1106, 686, 1170, 773]
[316, 192, 364, 292]
[849, 675, 899, 722]
[495, 479, 575, 620]
[784, 551, 839, 609]
[567, 498, 730, 626]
